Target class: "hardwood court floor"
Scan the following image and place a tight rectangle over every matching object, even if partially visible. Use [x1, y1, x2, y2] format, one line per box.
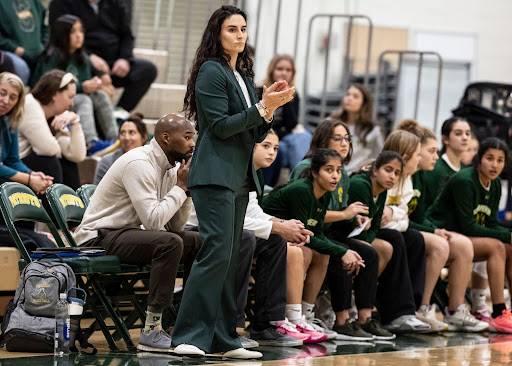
[1, 333, 512, 365]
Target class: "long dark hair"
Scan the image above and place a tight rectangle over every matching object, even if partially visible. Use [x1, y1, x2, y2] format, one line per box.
[440, 117, 470, 154]
[330, 83, 374, 145]
[183, 6, 254, 121]
[305, 118, 353, 164]
[474, 137, 509, 169]
[301, 148, 342, 180]
[43, 14, 86, 68]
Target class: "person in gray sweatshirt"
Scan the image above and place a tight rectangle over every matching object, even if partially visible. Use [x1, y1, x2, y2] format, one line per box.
[74, 113, 200, 352]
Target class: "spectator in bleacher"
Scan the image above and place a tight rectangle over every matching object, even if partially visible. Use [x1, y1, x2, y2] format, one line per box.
[0, 72, 55, 249]
[18, 70, 86, 190]
[49, 0, 157, 112]
[0, 0, 47, 84]
[75, 113, 201, 352]
[94, 112, 148, 184]
[257, 54, 311, 186]
[32, 14, 117, 155]
[331, 84, 384, 173]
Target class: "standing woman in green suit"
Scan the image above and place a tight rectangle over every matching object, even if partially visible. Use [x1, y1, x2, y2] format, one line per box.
[171, 6, 295, 359]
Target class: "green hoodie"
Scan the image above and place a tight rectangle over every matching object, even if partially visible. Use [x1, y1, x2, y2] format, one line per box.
[0, 0, 47, 62]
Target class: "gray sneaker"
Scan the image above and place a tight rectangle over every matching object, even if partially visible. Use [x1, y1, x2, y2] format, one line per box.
[239, 336, 259, 349]
[360, 319, 396, 340]
[250, 326, 304, 347]
[333, 321, 374, 341]
[137, 329, 173, 353]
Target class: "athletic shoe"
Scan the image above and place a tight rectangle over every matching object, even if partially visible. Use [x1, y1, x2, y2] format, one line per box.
[309, 317, 338, 340]
[360, 318, 396, 340]
[332, 321, 374, 341]
[416, 304, 449, 332]
[87, 139, 115, 156]
[384, 315, 432, 334]
[250, 326, 303, 347]
[489, 310, 512, 333]
[222, 348, 262, 359]
[137, 329, 172, 352]
[173, 344, 205, 356]
[274, 319, 310, 342]
[239, 336, 259, 349]
[444, 304, 489, 332]
[472, 305, 492, 323]
[294, 316, 329, 343]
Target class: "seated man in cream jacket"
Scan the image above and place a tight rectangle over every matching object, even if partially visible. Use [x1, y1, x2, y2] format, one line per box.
[75, 113, 201, 352]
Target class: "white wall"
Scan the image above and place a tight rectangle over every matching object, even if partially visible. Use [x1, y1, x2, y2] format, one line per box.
[247, 0, 512, 93]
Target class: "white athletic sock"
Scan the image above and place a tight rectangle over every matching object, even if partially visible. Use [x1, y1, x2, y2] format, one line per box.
[302, 301, 315, 321]
[471, 289, 487, 309]
[144, 310, 162, 332]
[285, 304, 302, 324]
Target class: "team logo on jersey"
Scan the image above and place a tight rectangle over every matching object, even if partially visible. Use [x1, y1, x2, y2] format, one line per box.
[337, 187, 344, 203]
[13, 0, 35, 33]
[407, 189, 421, 214]
[473, 204, 491, 225]
[307, 218, 318, 227]
[387, 194, 401, 206]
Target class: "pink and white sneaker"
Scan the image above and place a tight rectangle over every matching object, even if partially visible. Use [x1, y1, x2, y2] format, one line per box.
[293, 316, 329, 343]
[471, 306, 492, 323]
[275, 320, 310, 342]
[489, 310, 512, 334]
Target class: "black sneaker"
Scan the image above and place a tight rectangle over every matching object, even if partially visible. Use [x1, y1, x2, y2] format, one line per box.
[333, 321, 374, 341]
[250, 326, 303, 347]
[360, 318, 396, 340]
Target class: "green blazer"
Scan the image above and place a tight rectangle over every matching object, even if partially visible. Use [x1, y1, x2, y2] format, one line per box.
[188, 60, 270, 195]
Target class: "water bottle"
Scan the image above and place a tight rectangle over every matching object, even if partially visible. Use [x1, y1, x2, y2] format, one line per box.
[54, 293, 70, 357]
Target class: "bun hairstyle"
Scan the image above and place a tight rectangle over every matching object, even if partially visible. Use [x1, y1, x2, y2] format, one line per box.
[397, 119, 436, 144]
[300, 148, 342, 180]
[474, 137, 509, 168]
[370, 150, 404, 177]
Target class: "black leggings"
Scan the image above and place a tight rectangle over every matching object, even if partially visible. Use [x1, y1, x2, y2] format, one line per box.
[22, 152, 80, 190]
[325, 236, 379, 312]
[375, 228, 425, 324]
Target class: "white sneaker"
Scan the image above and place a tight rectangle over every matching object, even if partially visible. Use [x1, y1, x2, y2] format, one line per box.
[384, 315, 432, 334]
[445, 304, 489, 332]
[416, 304, 449, 332]
[173, 344, 206, 356]
[223, 348, 263, 359]
[308, 317, 338, 340]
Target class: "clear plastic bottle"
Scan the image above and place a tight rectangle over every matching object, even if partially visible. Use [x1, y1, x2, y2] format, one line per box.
[54, 293, 70, 357]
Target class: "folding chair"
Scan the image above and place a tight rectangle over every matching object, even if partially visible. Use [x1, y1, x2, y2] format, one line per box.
[46, 184, 149, 343]
[0, 182, 134, 351]
[76, 184, 96, 208]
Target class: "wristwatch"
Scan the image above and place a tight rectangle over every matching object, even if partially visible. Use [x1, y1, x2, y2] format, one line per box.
[255, 101, 269, 117]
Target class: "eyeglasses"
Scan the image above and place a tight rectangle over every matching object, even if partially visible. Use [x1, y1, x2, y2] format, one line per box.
[330, 135, 351, 144]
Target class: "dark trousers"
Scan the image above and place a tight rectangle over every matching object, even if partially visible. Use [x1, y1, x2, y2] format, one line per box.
[0, 225, 55, 250]
[172, 186, 249, 353]
[375, 228, 424, 324]
[22, 152, 80, 190]
[325, 236, 378, 311]
[111, 58, 157, 111]
[402, 228, 427, 308]
[83, 228, 200, 311]
[236, 231, 287, 328]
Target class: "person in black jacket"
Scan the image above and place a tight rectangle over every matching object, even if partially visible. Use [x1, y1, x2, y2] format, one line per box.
[48, 0, 157, 111]
[257, 54, 311, 186]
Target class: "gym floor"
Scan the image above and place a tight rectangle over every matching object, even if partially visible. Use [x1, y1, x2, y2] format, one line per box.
[1, 333, 511, 365]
